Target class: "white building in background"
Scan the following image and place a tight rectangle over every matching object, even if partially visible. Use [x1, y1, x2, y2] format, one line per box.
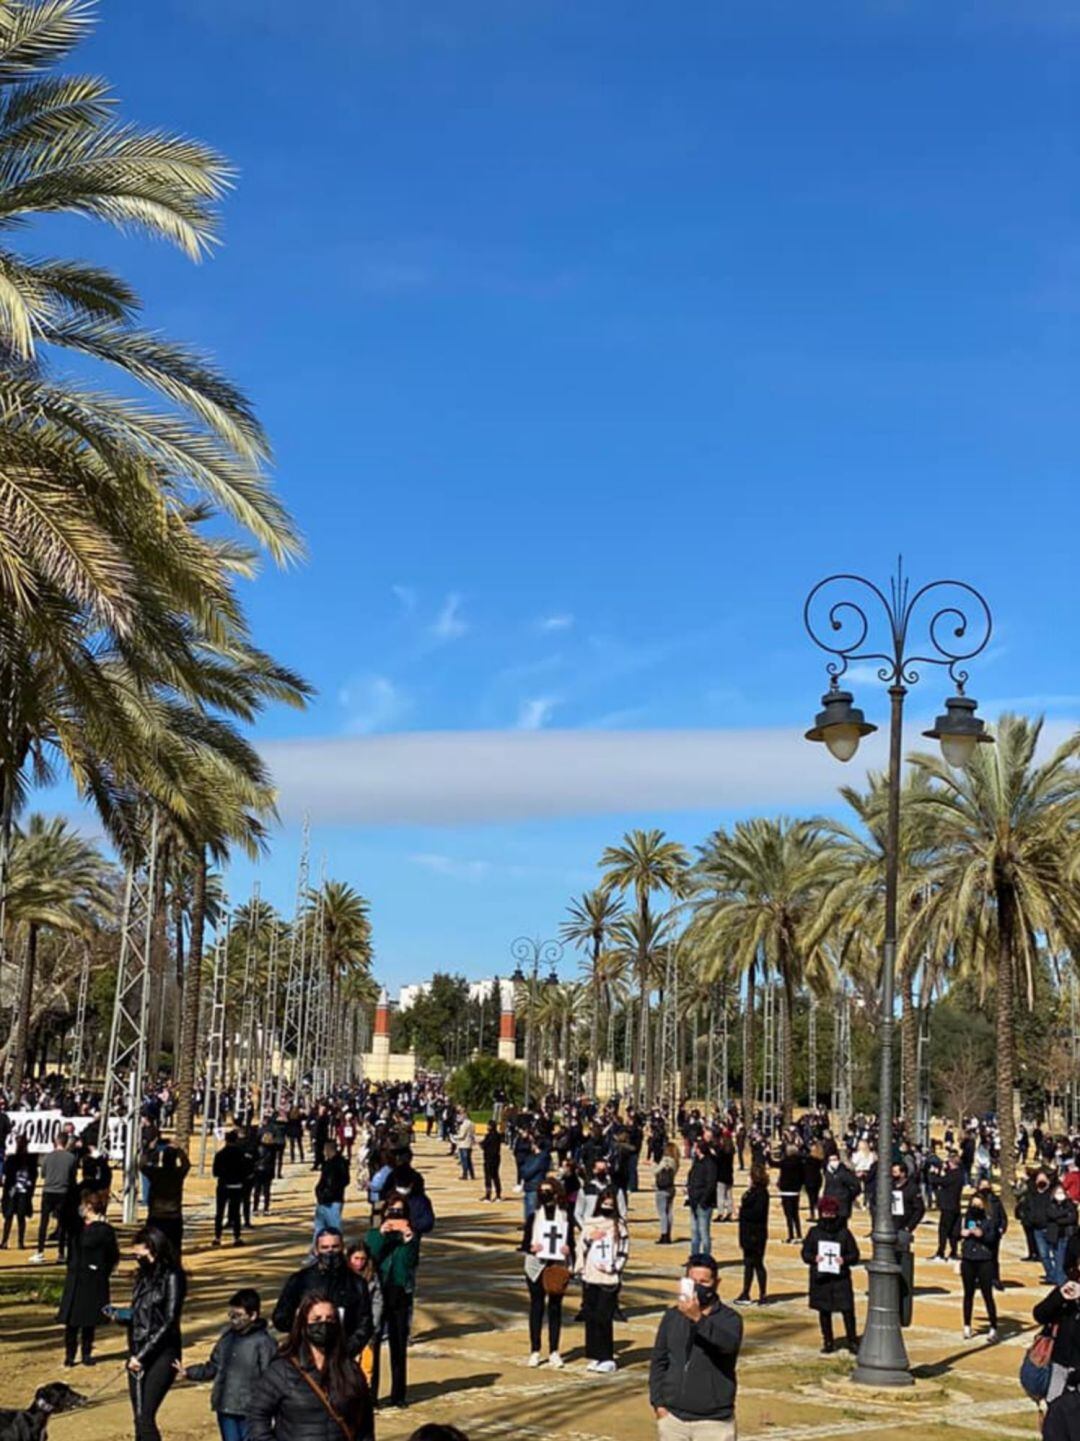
[398, 977, 501, 1010]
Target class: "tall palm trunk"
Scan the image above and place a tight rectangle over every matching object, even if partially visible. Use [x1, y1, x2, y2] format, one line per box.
[996, 878, 1018, 1205]
[174, 845, 207, 1147]
[742, 960, 757, 1120]
[9, 923, 37, 1091]
[637, 891, 651, 1101]
[589, 933, 601, 1101]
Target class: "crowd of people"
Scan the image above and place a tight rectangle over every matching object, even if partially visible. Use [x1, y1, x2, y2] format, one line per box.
[7, 1080, 1080, 1439]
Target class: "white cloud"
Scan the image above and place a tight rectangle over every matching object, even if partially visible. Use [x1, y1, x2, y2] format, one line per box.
[431, 592, 468, 642]
[537, 613, 574, 633]
[517, 697, 558, 731]
[337, 675, 409, 734]
[409, 852, 491, 882]
[260, 717, 1080, 828]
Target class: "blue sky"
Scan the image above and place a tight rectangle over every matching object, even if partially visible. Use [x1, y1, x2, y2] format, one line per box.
[49, 1, 1080, 987]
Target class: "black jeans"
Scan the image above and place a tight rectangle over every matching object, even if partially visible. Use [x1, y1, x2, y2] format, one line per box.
[288, 1134, 304, 1163]
[961, 1258, 997, 1328]
[583, 1282, 616, 1362]
[214, 1186, 243, 1241]
[526, 1275, 563, 1354]
[781, 1195, 802, 1240]
[819, 1310, 857, 1347]
[64, 1324, 95, 1363]
[2, 1196, 30, 1247]
[384, 1284, 410, 1406]
[38, 1191, 68, 1256]
[483, 1158, 501, 1200]
[253, 1175, 273, 1213]
[151, 1217, 183, 1255]
[741, 1254, 767, 1299]
[128, 1348, 177, 1441]
[937, 1210, 960, 1259]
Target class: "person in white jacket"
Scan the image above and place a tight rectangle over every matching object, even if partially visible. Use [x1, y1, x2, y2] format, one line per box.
[577, 1190, 630, 1373]
[454, 1114, 476, 1182]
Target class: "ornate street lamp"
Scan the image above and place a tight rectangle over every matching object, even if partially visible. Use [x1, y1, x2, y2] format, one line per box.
[804, 558, 992, 1388]
[510, 936, 563, 1109]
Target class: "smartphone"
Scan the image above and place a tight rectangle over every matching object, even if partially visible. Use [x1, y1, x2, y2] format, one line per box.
[678, 1277, 695, 1302]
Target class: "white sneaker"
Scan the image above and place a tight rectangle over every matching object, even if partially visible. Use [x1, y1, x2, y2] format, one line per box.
[963, 1325, 972, 1340]
[527, 1351, 542, 1368]
[513, 1184, 523, 1194]
[549, 1351, 564, 1369]
[986, 1329, 999, 1344]
[29, 1252, 45, 1265]
[585, 1360, 600, 1372]
[595, 1359, 617, 1374]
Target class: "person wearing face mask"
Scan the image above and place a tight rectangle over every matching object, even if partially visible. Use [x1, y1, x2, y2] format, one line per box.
[248, 1293, 373, 1441]
[174, 1288, 277, 1441]
[105, 1226, 186, 1441]
[1029, 1170, 1076, 1286]
[734, 1164, 770, 1306]
[822, 1151, 861, 1224]
[578, 1187, 630, 1373]
[649, 1254, 743, 1439]
[57, 1192, 119, 1367]
[272, 1228, 373, 1358]
[365, 1198, 420, 1408]
[974, 1178, 1008, 1291]
[801, 1195, 859, 1354]
[523, 1176, 575, 1369]
[931, 1154, 964, 1262]
[959, 1191, 1000, 1342]
[575, 1157, 626, 1229]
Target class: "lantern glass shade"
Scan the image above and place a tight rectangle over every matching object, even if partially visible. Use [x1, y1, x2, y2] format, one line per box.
[939, 731, 978, 769]
[823, 723, 863, 763]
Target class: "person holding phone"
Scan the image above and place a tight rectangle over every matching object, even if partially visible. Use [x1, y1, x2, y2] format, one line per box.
[106, 1226, 186, 1441]
[365, 1197, 420, 1408]
[960, 1192, 1000, 1341]
[1033, 1271, 1080, 1404]
[649, 1255, 743, 1440]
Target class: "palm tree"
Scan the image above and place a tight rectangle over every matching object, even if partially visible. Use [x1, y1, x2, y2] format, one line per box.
[560, 887, 624, 1100]
[307, 880, 373, 1080]
[910, 715, 1080, 1201]
[692, 818, 839, 1126]
[4, 814, 114, 1088]
[599, 829, 689, 1100]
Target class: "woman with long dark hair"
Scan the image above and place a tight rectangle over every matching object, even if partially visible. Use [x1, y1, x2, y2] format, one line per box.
[734, 1163, 770, 1306]
[521, 1175, 574, 1369]
[248, 1291, 373, 1441]
[107, 1225, 186, 1441]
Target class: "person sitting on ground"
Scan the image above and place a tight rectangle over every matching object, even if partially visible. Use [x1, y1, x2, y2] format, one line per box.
[175, 1286, 277, 1441]
[649, 1253, 743, 1440]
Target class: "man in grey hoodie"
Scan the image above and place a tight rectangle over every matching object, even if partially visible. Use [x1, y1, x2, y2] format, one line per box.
[32, 1133, 77, 1263]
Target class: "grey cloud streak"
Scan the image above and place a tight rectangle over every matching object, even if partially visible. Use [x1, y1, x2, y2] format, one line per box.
[258, 726, 893, 827]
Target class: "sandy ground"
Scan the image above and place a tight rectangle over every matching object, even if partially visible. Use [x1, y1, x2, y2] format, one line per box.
[0, 1134, 1049, 1440]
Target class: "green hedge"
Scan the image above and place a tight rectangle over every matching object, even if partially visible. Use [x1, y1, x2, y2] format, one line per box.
[447, 1055, 525, 1112]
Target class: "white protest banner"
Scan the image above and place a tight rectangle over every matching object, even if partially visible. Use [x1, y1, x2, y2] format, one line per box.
[5, 1110, 130, 1162]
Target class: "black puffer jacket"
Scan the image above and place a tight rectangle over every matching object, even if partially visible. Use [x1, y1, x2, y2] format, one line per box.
[1035, 1286, 1080, 1372]
[248, 1353, 374, 1441]
[272, 1264, 373, 1356]
[120, 1262, 186, 1363]
[187, 1319, 278, 1414]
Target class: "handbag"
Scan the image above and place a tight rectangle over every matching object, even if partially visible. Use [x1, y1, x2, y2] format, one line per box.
[289, 1358, 356, 1441]
[542, 1263, 571, 1296]
[1019, 1325, 1057, 1402]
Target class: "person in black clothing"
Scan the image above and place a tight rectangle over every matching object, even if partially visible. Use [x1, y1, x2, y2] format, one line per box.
[285, 1107, 305, 1165]
[78, 1143, 113, 1203]
[248, 1292, 373, 1441]
[1034, 1274, 1080, 1404]
[974, 1176, 1008, 1290]
[959, 1192, 999, 1341]
[932, 1155, 964, 1261]
[311, 1105, 331, 1173]
[715, 1134, 735, 1222]
[822, 1153, 860, 1223]
[734, 1163, 769, 1305]
[252, 1123, 278, 1217]
[481, 1121, 502, 1203]
[58, 1193, 119, 1367]
[1, 1134, 37, 1249]
[801, 1195, 859, 1354]
[1044, 1373, 1080, 1441]
[141, 1145, 190, 1256]
[776, 1145, 804, 1243]
[273, 1227, 374, 1357]
[803, 1144, 824, 1222]
[649, 1253, 743, 1434]
[686, 1140, 718, 1259]
[107, 1226, 186, 1441]
[213, 1133, 249, 1248]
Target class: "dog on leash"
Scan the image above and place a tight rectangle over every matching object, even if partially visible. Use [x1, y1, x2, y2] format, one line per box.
[0, 1383, 87, 1441]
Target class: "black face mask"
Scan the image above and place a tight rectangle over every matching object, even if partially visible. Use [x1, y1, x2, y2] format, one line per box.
[316, 1252, 343, 1271]
[694, 1284, 718, 1310]
[306, 1320, 337, 1348]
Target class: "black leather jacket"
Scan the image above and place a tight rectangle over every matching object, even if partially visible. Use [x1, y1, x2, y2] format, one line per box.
[120, 1263, 186, 1363]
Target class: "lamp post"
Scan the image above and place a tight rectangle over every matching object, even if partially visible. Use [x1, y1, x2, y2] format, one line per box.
[510, 936, 562, 1110]
[803, 558, 992, 1388]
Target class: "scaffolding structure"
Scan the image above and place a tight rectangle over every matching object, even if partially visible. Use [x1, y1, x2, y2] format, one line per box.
[807, 994, 818, 1109]
[255, 923, 281, 1110]
[198, 909, 230, 1175]
[100, 813, 159, 1223]
[760, 982, 778, 1133]
[832, 986, 853, 1134]
[276, 822, 311, 1106]
[659, 942, 680, 1109]
[70, 942, 91, 1092]
[233, 884, 261, 1113]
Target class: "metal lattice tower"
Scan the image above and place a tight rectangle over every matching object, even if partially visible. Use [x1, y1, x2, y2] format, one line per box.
[760, 982, 777, 1133]
[832, 986, 853, 1133]
[235, 883, 261, 1109]
[70, 943, 91, 1092]
[309, 881, 329, 1095]
[659, 941, 679, 1110]
[100, 812, 159, 1223]
[807, 994, 818, 1109]
[257, 923, 281, 1111]
[198, 908, 230, 1175]
[278, 821, 311, 1098]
